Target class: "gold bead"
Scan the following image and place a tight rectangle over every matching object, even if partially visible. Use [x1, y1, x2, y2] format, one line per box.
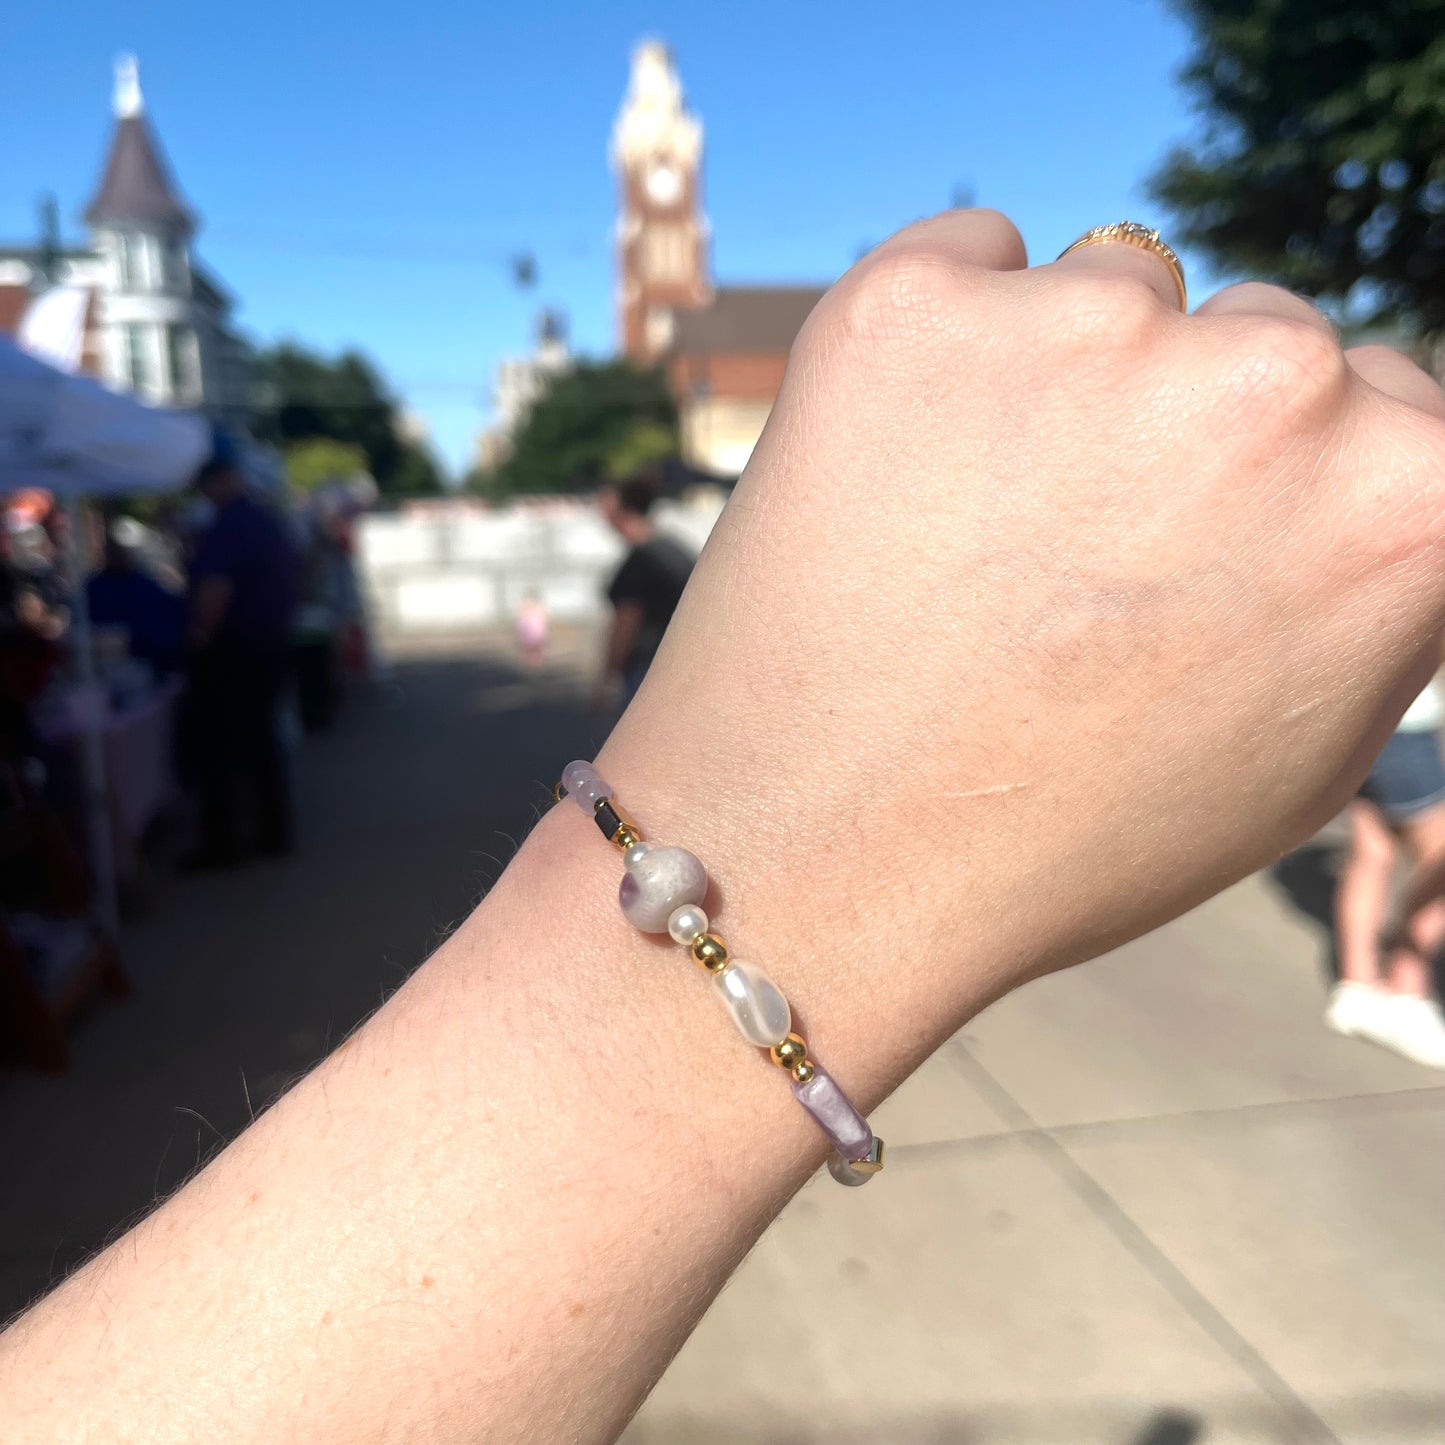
[612, 826, 641, 852]
[791, 1059, 816, 1084]
[771, 1033, 807, 1069]
[550, 780, 565, 803]
[691, 932, 729, 972]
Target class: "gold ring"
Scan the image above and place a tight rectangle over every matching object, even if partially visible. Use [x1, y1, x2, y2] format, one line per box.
[1057, 221, 1187, 313]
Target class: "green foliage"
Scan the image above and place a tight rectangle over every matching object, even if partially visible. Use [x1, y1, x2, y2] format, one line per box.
[488, 361, 677, 499]
[283, 438, 368, 494]
[389, 442, 446, 498]
[605, 418, 677, 480]
[1149, 0, 1445, 334]
[254, 342, 446, 497]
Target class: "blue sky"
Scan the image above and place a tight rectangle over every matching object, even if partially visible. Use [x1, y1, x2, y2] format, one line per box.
[1, 0, 1214, 473]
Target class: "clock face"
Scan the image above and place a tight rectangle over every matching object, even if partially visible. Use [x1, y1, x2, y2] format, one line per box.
[645, 162, 682, 206]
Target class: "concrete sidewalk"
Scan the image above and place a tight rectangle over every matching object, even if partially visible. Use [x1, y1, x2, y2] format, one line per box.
[1, 637, 1440, 1443]
[624, 873, 1445, 1445]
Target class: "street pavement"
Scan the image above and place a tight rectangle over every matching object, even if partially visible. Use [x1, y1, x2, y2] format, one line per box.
[2, 634, 1441, 1444]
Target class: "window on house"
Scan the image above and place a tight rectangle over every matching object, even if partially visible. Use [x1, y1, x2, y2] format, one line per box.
[161, 241, 187, 292]
[126, 323, 151, 391]
[168, 325, 198, 402]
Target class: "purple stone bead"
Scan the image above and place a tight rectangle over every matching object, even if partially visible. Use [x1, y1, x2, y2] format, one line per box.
[618, 845, 708, 932]
[561, 759, 611, 813]
[792, 1062, 873, 1162]
[826, 1154, 872, 1187]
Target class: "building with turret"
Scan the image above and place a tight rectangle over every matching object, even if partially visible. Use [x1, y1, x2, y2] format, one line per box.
[0, 57, 251, 426]
[473, 308, 573, 473]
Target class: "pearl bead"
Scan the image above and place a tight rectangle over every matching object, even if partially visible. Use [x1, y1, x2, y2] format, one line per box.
[667, 904, 708, 945]
[618, 844, 708, 932]
[714, 962, 792, 1047]
[624, 842, 652, 869]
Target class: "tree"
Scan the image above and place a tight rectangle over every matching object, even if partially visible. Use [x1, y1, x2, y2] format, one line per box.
[1149, 1, 1445, 335]
[389, 442, 446, 498]
[605, 418, 677, 480]
[283, 438, 369, 494]
[254, 343, 416, 495]
[487, 361, 677, 499]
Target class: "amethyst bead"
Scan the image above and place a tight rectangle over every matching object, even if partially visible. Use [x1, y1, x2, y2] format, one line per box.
[561, 759, 612, 813]
[792, 1062, 873, 1162]
[618, 844, 708, 932]
[826, 1154, 873, 1187]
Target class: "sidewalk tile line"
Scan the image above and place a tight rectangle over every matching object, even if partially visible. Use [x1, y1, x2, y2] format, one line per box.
[945, 1043, 1345, 1445]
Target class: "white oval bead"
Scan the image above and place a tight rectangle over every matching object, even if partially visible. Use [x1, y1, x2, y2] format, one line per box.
[618, 845, 708, 933]
[667, 904, 708, 946]
[713, 962, 792, 1047]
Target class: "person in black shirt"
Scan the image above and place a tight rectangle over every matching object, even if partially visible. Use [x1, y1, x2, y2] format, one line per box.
[598, 474, 695, 704]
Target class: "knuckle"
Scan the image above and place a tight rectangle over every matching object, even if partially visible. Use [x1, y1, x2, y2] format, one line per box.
[1221, 316, 1347, 428]
[824, 242, 971, 351]
[1046, 272, 1162, 354]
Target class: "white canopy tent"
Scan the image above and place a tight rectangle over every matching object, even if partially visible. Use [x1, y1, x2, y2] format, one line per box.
[0, 334, 210, 928]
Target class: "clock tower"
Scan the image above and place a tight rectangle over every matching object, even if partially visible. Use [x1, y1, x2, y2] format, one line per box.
[612, 41, 710, 360]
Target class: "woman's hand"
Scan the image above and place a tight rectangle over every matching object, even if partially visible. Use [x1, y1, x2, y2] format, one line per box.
[604, 209, 1445, 1072]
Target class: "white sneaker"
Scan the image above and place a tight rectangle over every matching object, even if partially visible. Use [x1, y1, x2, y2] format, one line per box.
[1324, 981, 1385, 1038]
[1361, 994, 1445, 1069]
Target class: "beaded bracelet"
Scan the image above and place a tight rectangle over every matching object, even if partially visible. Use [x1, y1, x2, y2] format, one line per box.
[554, 759, 885, 1187]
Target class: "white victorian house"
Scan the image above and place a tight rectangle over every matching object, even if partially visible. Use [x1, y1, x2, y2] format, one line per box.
[0, 57, 251, 426]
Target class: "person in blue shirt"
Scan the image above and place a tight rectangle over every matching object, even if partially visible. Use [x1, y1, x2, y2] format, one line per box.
[184, 451, 300, 866]
[86, 528, 184, 678]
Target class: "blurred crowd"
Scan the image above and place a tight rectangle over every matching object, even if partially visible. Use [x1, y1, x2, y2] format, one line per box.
[0, 439, 372, 1065]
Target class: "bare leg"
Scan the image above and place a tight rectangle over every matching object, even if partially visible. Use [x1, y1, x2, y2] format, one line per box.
[1335, 800, 1396, 988]
[1385, 802, 1445, 997]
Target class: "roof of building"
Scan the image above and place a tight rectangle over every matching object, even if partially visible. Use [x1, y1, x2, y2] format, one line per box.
[670, 285, 827, 356]
[84, 112, 194, 232]
[0, 284, 32, 334]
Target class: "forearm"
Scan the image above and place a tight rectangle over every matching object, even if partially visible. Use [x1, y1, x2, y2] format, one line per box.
[0, 753, 1010, 1445]
[603, 605, 643, 678]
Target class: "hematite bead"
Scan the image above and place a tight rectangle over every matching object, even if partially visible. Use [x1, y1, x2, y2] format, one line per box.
[594, 796, 641, 844]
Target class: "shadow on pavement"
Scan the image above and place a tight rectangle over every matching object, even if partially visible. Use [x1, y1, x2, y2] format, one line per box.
[0, 642, 604, 1322]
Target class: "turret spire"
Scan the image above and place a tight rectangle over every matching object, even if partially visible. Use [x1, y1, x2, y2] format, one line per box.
[114, 54, 143, 119]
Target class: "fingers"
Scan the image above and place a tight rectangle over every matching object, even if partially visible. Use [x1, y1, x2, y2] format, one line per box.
[1344, 344, 1445, 420]
[1048, 233, 1183, 314]
[1194, 281, 1336, 338]
[865, 208, 1029, 275]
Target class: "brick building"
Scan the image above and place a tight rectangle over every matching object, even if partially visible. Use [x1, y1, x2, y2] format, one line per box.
[612, 42, 826, 477]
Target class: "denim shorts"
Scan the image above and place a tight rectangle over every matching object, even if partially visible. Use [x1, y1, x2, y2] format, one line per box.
[1358, 729, 1445, 823]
